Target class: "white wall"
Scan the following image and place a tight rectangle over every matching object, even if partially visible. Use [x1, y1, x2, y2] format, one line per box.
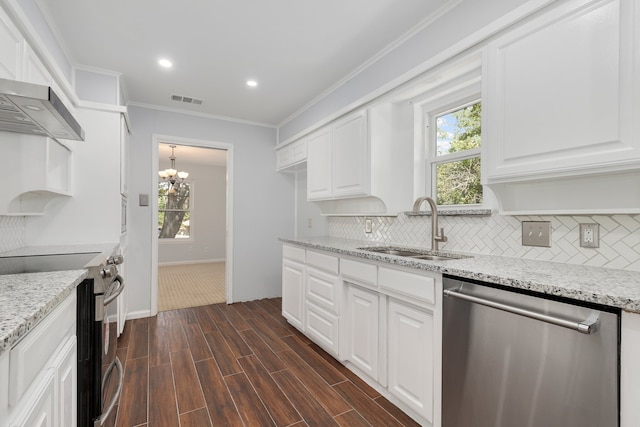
[25, 108, 122, 246]
[158, 160, 227, 265]
[127, 105, 294, 317]
[278, 0, 531, 142]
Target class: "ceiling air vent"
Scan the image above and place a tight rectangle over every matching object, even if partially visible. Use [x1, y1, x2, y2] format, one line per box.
[171, 94, 204, 106]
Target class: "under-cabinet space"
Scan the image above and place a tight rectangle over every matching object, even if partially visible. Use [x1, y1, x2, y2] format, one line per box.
[1, 134, 72, 215]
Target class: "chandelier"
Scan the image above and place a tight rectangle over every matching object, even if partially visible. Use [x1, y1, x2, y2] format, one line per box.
[158, 144, 189, 189]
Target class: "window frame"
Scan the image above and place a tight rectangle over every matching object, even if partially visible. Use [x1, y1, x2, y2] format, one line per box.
[158, 179, 194, 243]
[416, 80, 484, 208]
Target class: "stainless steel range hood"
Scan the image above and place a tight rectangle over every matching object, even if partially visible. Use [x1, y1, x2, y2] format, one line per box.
[0, 78, 84, 141]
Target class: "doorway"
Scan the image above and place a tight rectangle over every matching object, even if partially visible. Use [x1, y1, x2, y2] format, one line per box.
[151, 136, 233, 315]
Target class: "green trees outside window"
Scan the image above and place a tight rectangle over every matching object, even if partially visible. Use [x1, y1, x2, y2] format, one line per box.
[158, 181, 191, 238]
[434, 102, 482, 205]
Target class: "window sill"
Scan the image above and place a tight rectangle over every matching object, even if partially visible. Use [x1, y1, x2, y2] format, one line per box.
[405, 208, 492, 217]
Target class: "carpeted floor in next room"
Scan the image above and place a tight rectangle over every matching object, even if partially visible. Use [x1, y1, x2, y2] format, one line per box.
[158, 262, 226, 311]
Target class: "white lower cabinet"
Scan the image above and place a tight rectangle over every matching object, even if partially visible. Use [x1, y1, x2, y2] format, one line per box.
[282, 258, 305, 330]
[345, 285, 379, 381]
[387, 298, 434, 422]
[1, 293, 77, 427]
[305, 301, 340, 355]
[281, 246, 441, 426]
[304, 253, 341, 356]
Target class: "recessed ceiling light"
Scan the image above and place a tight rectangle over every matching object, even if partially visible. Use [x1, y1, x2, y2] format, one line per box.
[246, 80, 258, 87]
[158, 58, 173, 68]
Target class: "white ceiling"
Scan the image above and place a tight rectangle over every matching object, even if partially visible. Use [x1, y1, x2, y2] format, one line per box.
[38, 0, 450, 126]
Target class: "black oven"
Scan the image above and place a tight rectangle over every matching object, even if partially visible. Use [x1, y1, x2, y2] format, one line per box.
[0, 248, 125, 427]
[77, 254, 125, 427]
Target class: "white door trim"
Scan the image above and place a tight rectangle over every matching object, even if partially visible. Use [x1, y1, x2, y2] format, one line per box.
[151, 134, 234, 316]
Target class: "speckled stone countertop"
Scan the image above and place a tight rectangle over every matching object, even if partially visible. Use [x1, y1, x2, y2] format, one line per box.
[280, 236, 640, 313]
[0, 270, 87, 355]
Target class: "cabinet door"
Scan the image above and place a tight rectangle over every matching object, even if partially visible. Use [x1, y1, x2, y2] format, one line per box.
[9, 370, 55, 427]
[52, 337, 77, 427]
[484, 0, 640, 181]
[0, 8, 23, 80]
[306, 126, 333, 200]
[332, 110, 369, 198]
[345, 285, 379, 380]
[388, 299, 433, 422]
[282, 258, 305, 330]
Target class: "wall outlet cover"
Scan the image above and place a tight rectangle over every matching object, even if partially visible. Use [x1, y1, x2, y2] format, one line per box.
[365, 218, 373, 233]
[522, 221, 551, 247]
[580, 223, 600, 248]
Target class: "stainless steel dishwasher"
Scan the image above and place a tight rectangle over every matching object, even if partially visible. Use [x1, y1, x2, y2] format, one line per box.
[442, 276, 619, 427]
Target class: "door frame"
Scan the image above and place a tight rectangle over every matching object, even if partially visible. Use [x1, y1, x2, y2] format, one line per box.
[151, 134, 234, 315]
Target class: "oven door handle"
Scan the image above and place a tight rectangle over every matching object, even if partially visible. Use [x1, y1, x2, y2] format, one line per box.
[103, 275, 125, 307]
[98, 356, 123, 426]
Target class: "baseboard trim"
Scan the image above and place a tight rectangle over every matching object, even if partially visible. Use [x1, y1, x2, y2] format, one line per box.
[159, 258, 225, 267]
[126, 310, 152, 320]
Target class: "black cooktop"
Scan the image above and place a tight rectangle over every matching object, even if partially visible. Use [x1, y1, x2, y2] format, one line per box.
[0, 252, 101, 275]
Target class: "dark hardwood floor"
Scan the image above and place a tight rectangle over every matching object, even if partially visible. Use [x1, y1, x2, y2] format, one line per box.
[114, 298, 420, 427]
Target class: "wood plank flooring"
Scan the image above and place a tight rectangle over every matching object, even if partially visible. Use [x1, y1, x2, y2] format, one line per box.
[114, 298, 421, 427]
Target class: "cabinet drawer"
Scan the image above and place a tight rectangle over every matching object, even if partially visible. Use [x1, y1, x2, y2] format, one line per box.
[306, 250, 338, 274]
[306, 267, 340, 314]
[305, 301, 339, 356]
[9, 292, 76, 405]
[283, 245, 305, 263]
[341, 258, 377, 288]
[378, 267, 435, 304]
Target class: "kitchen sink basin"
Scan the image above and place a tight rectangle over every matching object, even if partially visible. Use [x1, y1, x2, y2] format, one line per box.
[358, 246, 470, 261]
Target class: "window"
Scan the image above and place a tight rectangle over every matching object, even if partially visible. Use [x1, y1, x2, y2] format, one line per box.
[427, 100, 482, 206]
[158, 181, 191, 239]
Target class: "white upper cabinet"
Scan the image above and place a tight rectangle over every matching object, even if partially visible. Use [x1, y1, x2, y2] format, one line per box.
[483, 0, 640, 213]
[307, 125, 333, 200]
[332, 110, 369, 198]
[0, 8, 23, 80]
[276, 137, 307, 172]
[307, 110, 369, 200]
[306, 104, 414, 214]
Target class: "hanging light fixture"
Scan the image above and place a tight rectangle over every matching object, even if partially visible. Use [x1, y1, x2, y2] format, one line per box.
[158, 145, 189, 191]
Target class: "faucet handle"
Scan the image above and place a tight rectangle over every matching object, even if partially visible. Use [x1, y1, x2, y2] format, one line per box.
[438, 227, 448, 243]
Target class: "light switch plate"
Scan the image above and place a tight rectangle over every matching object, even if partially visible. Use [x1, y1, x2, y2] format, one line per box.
[365, 218, 373, 233]
[139, 193, 149, 206]
[522, 221, 551, 247]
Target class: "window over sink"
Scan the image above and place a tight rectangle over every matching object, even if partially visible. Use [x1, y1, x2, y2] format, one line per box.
[432, 101, 482, 205]
[414, 66, 483, 207]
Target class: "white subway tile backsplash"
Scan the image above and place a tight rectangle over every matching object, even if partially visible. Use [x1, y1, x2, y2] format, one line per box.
[0, 216, 25, 252]
[329, 213, 640, 271]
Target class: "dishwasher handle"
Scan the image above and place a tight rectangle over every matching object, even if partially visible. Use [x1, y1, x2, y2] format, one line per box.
[444, 288, 599, 334]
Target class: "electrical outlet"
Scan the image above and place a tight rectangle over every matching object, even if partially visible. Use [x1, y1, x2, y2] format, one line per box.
[580, 223, 599, 248]
[307, 218, 312, 229]
[365, 218, 373, 234]
[522, 221, 551, 247]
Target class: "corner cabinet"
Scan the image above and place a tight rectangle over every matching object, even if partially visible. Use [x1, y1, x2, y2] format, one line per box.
[483, 0, 640, 214]
[281, 245, 441, 426]
[276, 138, 307, 172]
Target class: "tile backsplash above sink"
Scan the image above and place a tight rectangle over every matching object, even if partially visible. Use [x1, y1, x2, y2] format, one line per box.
[329, 213, 640, 272]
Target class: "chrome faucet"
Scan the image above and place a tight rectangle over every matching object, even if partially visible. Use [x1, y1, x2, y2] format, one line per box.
[412, 196, 448, 251]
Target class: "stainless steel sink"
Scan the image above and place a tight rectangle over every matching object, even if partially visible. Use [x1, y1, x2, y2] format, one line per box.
[358, 246, 469, 261]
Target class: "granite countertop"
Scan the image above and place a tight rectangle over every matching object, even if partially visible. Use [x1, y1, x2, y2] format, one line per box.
[281, 236, 640, 313]
[0, 270, 88, 355]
